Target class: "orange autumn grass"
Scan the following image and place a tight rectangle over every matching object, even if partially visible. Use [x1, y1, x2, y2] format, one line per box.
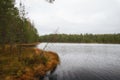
[0, 46, 60, 80]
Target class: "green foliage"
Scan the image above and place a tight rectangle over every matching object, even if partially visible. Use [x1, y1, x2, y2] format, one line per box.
[39, 33, 120, 44]
[0, 0, 39, 45]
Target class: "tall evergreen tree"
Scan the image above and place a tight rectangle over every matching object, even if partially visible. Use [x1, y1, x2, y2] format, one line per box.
[0, 0, 39, 53]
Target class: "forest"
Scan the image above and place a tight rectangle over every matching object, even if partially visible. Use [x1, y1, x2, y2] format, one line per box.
[39, 33, 120, 44]
[0, 0, 39, 45]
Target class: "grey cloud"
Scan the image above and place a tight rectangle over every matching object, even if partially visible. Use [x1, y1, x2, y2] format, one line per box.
[16, 0, 120, 35]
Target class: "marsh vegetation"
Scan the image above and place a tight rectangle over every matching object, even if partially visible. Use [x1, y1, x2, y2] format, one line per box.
[0, 45, 59, 80]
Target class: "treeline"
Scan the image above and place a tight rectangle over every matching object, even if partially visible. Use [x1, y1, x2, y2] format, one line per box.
[0, 0, 39, 45]
[39, 33, 120, 44]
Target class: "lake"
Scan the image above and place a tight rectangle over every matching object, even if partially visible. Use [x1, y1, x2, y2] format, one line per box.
[37, 43, 120, 80]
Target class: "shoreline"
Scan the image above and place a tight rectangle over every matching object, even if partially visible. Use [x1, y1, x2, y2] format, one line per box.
[0, 45, 60, 80]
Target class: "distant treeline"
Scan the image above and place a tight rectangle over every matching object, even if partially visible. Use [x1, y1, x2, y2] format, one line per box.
[39, 34, 120, 44]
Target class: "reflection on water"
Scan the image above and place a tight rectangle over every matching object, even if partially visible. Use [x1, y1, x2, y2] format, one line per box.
[38, 43, 120, 80]
[39, 66, 58, 80]
[38, 73, 57, 80]
[48, 74, 57, 80]
[39, 74, 57, 80]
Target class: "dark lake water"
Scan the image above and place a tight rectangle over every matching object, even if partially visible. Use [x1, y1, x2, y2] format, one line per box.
[38, 43, 120, 80]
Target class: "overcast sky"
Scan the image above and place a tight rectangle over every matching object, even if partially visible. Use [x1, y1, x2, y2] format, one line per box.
[16, 0, 120, 35]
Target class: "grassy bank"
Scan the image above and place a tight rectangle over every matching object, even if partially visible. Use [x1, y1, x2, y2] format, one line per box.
[0, 45, 60, 80]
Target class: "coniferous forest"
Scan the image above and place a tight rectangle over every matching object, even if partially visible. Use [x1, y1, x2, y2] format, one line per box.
[39, 33, 120, 44]
[0, 0, 39, 45]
